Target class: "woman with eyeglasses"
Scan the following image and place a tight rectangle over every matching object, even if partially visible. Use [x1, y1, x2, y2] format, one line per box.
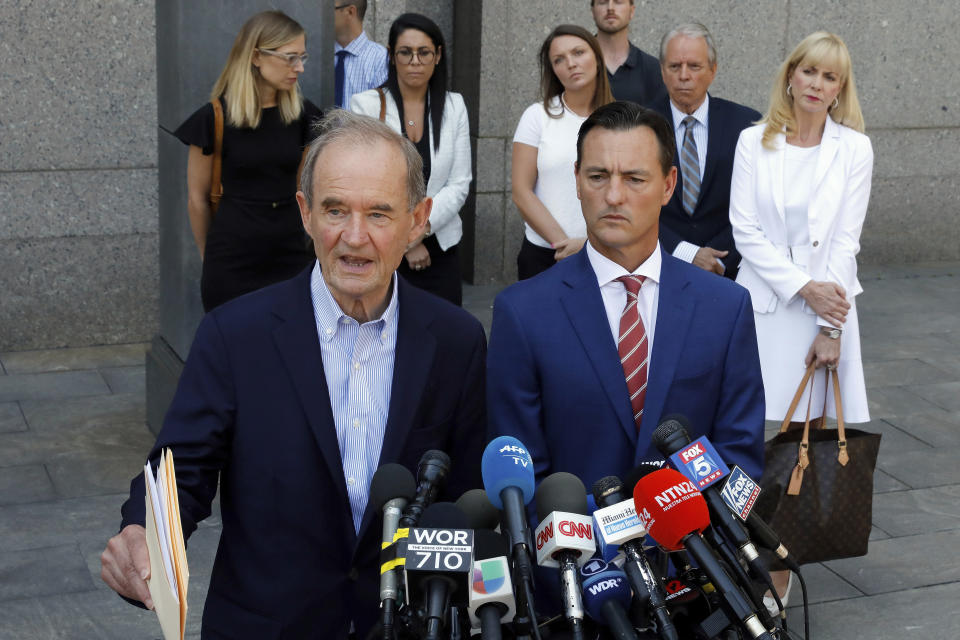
[512, 25, 613, 280]
[350, 13, 471, 306]
[174, 10, 322, 312]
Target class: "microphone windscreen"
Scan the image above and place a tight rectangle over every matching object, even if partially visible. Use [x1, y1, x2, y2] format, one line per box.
[591, 475, 624, 507]
[535, 472, 588, 522]
[419, 502, 470, 529]
[455, 489, 501, 531]
[370, 463, 416, 510]
[482, 436, 535, 509]
[632, 468, 710, 551]
[621, 460, 666, 497]
[473, 529, 510, 561]
[580, 561, 632, 621]
[652, 414, 692, 448]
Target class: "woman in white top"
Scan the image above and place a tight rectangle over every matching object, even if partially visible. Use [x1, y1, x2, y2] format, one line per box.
[512, 25, 614, 280]
[351, 13, 471, 305]
[729, 31, 873, 602]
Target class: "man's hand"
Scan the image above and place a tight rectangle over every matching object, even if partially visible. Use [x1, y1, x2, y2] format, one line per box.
[692, 247, 728, 275]
[799, 280, 849, 326]
[101, 524, 154, 609]
[804, 332, 841, 370]
[553, 237, 586, 261]
[405, 243, 431, 271]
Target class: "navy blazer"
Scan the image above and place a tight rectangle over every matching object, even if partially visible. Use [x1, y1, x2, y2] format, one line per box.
[486, 248, 765, 493]
[653, 95, 760, 279]
[121, 268, 486, 639]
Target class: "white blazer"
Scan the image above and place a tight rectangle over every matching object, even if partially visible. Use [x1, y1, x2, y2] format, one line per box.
[730, 117, 874, 321]
[350, 89, 472, 251]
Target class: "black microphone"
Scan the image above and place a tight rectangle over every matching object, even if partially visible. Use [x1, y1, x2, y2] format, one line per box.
[405, 502, 474, 640]
[400, 450, 451, 528]
[370, 463, 417, 640]
[592, 475, 678, 640]
[455, 488, 501, 532]
[534, 472, 596, 640]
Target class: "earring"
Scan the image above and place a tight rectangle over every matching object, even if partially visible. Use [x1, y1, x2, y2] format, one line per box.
[786, 83, 793, 97]
[831, 97, 840, 110]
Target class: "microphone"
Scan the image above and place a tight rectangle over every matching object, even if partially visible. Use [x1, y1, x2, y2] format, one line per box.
[370, 463, 417, 640]
[652, 417, 768, 582]
[480, 436, 539, 640]
[534, 472, 596, 640]
[405, 502, 474, 640]
[579, 558, 639, 640]
[400, 450, 452, 528]
[456, 489, 501, 532]
[468, 529, 516, 640]
[632, 468, 774, 640]
[592, 475, 677, 640]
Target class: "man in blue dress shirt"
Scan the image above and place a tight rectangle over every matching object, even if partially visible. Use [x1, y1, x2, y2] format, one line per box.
[333, 0, 388, 109]
[101, 111, 485, 639]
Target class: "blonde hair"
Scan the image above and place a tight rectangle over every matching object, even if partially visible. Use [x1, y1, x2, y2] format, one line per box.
[759, 31, 864, 150]
[211, 10, 305, 128]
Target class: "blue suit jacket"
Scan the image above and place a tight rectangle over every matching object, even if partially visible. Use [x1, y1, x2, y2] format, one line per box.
[653, 96, 761, 279]
[486, 248, 764, 494]
[121, 268, 486, 639]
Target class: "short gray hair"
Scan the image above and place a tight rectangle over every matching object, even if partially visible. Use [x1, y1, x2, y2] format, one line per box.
[659, 23, 717, 66]
[300, 109, 426, 212]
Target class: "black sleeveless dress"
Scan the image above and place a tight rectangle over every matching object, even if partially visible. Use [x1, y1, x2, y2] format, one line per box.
[174, 99, 322, 311]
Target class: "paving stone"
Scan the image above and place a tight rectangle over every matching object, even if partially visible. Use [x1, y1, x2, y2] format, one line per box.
[0, 543, 93, 601]
[46, 452, 154, 499]
[0, 344, 147, 375]
[20, 392, 144, 432]
[825, 529, 960, 595]
[0, 370, 110, 403]
[870, 525, 891, 541]
[784, 582, 960, 639]
[0, 464, 56, 506]
[0, 494, 129, 553]
[872, 485, 960, 537]
[100, 366, 146, 395]
[859, 333, 957, 361]
[784, 561, 863, 607]
[908, 381, 960, 411]
[862, 418, 934, 457]
[873, 468, 911, 493]
[919, 350, 960, 377]
[0, 420, 154, 469]
[878, 448, 960, 489]
[866, 385, 948, 419]
[0, 401, 26, 433]
[863, 358, 957, 388]
[883, 411, 960, 448]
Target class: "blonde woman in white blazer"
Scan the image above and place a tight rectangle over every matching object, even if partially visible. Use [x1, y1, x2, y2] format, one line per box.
[350, 13, 471, 305]
[731, 32, 873, 426]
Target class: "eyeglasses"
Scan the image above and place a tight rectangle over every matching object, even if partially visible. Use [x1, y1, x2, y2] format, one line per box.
[394, 47, 436, 65]
[257, 48, 309, 67]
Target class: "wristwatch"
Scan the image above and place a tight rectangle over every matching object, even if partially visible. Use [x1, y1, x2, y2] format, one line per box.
[820, 327, 842, 339]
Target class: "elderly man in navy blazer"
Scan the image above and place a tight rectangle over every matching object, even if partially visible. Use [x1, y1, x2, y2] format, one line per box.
[101, 111, 486, 639]
[652, 23, 761, 279]
[487, 101, 764, 501]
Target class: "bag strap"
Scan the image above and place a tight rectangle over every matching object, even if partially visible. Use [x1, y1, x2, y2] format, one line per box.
[786, 364, 850, 495]
[779, 363, 815, 434]
[832, 368, 850, 466]
[377, 87, 387, 122]
[210, 99, 225, 213]
[787, 363, 817, 495]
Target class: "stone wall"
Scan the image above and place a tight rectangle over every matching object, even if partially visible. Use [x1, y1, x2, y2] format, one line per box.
[472, 0, 960, 282]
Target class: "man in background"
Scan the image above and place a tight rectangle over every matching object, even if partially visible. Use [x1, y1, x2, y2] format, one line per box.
[334, 0, 388, 109]
[590, 0, 667, 106]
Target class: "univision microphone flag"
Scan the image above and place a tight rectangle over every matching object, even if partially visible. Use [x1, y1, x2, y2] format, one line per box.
[472, 557, 508, 595]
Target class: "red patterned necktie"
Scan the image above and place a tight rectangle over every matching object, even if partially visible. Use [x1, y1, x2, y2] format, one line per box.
[617, 275, 648, 429]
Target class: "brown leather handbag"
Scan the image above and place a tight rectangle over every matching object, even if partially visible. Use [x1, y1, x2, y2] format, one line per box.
[756, 363, 881, 566]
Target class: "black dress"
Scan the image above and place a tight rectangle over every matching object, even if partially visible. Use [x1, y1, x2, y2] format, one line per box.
[174, 99, 323, 312]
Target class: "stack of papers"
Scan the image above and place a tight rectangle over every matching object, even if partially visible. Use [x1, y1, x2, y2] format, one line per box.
[144, 449, 189, 640]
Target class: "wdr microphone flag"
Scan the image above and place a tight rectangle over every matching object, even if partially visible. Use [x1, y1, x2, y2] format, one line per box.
[472, 558, 508, 595]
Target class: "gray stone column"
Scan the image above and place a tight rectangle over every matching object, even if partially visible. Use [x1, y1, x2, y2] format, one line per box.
[147, 2, 333, 431]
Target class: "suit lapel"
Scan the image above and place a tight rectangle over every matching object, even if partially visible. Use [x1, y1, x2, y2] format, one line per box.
[635, 255, 695, 463]
[271, 270, 352, 523]
[559, 251, 638, 447]
[813, 116, 841, 192]
[768, 133, 787, 223]
[698, 98, 722, 206]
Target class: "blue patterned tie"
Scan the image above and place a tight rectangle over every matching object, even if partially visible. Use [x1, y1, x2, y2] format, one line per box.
[680, 116, 701, 216]
[335, 50, 348, 108]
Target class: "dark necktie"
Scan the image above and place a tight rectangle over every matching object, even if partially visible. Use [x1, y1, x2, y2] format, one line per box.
[335, 50, 348, 108]
[680, 115, 701, 216]
[617, 275, 649, 429]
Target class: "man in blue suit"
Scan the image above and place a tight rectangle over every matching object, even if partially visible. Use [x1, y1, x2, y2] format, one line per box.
[652, 23, 761, 279]
[101, 111, 485, 639]
[487, 101, 764, 498]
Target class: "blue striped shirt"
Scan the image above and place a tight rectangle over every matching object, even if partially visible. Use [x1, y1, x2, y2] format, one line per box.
[310, 261, 399, 532]
[334, 31, 389, 109]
